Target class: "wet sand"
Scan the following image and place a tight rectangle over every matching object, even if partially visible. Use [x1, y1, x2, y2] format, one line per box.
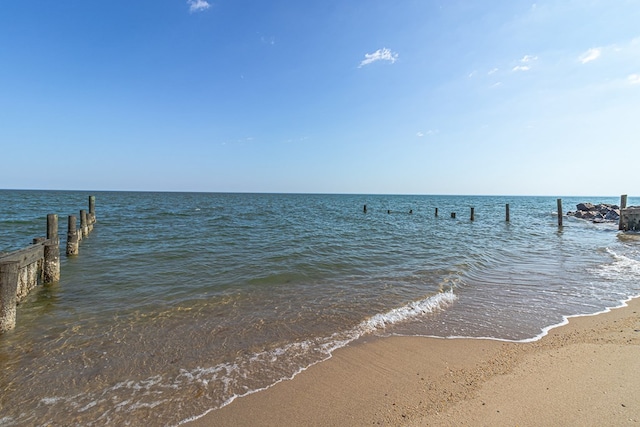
[185, 297, 640, 426]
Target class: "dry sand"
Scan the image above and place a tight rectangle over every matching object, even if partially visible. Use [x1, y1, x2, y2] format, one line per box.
[186, 297, 640, 426]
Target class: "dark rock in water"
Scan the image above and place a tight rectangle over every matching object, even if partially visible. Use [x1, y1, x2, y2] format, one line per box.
[605, 209, 620, 221]
[567, 202, 619, 223]
[577, 202, 595, 211]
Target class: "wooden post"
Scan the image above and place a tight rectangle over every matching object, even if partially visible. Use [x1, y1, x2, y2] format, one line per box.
[435, 208, 438, 217]
[451, 212, 456, 219]
[505, 203, 510, 222]
[87, 196, 95, 233]
[0, 261, 19, 333]
[80, 210, 89, 238]
[470, 207, 475, 221]
[557, 199, 563, 227]
[621, 194, 628, 210]
[66, 215, 79, 256]
[89, 195, 96, 222]
[363, 205, 367, 214]
[44, 214, 60, 283]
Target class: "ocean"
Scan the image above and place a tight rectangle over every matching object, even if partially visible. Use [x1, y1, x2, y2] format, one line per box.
[1, 190, 639, 426]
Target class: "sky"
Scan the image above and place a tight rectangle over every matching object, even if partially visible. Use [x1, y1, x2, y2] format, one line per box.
[1, 0, 639, 196]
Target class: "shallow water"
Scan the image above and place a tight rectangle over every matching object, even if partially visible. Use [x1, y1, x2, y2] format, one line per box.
[1, 191, 638, 426]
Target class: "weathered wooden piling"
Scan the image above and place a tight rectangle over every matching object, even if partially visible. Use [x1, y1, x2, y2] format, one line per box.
[80, 210, 89, 238]
[506, 203, 510, 222]
[0, 261, 19, 333]
[1, 197, 97, 333]
[557, 199, 563, 227]
[66, 215, 79, 256]
[363, 205, 367, 214]
[435, 208, 438, 217]
[89, 195, 96, 222]
[619, 200, 640, 231]
[44, 214, 60, 283]
[470, 207, 475, 221]
[621, 194, 628, 210]
[451, 212, 456, 219]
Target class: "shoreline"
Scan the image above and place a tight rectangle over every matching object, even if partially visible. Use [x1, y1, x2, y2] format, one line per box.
[185, 297, 640, 426]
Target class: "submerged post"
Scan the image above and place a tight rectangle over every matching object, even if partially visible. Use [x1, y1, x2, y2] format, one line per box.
[621, 194, 628, 210]
[363, 204, 367, 214]
[66, 215, 79, 256]
[0, 261, 19, 333]
[44, 214, 60, 283]
[451, 212, 456, 219]
[505, 203, 510, 222]
[557, 199, 563, 227]
[435, 208, 438, 217]
[470, 207, 475, 221]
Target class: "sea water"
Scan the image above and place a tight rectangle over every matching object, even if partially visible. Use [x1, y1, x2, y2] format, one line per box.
[0, 191, 638, 426]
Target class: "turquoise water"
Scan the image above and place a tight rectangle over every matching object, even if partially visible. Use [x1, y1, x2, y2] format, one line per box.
[1, 190, 639, 426]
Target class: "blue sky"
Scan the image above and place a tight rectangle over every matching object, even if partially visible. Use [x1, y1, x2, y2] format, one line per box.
[1, 1, 639, 195]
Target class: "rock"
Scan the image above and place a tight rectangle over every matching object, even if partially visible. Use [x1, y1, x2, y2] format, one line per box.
[567, 202, 620, 223]
[605, 209, 620, 221]
[577, 203, 595, 211]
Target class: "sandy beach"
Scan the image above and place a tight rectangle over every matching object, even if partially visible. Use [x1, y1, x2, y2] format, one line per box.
[186, 297, 640, 426]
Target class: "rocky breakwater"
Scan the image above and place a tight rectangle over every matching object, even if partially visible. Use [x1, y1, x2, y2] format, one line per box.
[566, 202, 621, 223]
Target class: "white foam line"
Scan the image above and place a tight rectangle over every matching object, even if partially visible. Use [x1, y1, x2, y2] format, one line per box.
[175, 352, 335, 426]
[403, 294, 640, 344]
[176, 291, 456, 426]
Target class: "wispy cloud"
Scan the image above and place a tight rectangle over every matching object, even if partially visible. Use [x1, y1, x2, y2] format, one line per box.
[187, 0, 210, 13]
[488, 68, 499, 75]
[417, 130, 438, 137]
[358, 48, 399, 68]
[579, 48, 601, 64]
[628, 74, 640, 85]
[512, 55, 537, 72]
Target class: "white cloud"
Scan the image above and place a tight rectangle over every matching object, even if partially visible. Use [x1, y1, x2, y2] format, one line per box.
[358, 48, 399, 68]
[491, 82, 502, 88]
[188, 0, 210, 13]
[418, 130, 438, 137]
[488, 68, 499, 75]
[628, 74, 640, 85]
[511, 55, 536, 72]
[579, 48, 601, 64]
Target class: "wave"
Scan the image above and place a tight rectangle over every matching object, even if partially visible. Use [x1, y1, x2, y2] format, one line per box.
[178, 290, 457, 425]
[29, 291, 457, 427]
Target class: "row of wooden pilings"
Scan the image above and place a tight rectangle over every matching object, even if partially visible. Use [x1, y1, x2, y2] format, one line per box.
[363, 204, 511, 222]
[365, 195, 631, 228]
[0, 196, 96, 333]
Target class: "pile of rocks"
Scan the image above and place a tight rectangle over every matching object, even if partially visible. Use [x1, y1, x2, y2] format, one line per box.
[566, 203, 620, 222]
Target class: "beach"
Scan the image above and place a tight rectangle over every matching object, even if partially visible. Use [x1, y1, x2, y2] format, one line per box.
[2, 192, 639, 426]
[187, 297, 640, 426]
